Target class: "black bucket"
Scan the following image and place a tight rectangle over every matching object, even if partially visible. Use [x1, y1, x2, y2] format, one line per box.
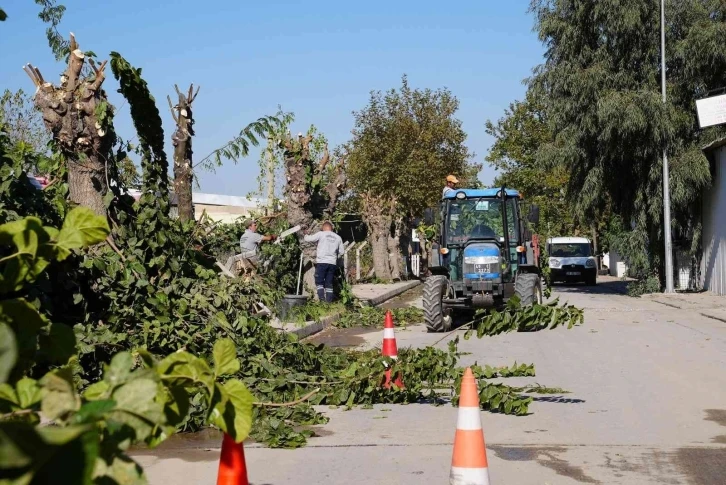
[277, 294, 309, 321]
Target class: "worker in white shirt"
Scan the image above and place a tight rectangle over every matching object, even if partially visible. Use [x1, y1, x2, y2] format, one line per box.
[303, 221, 345, 303]
[443, 174, 459, 197]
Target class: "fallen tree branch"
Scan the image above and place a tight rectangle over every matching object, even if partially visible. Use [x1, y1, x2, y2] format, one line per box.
[254, 388, 320, 407]
[0, 409, 35, 421]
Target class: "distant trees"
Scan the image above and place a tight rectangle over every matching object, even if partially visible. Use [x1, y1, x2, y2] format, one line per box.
[347, 75, 478, 280]
[485, 0, 726, 284]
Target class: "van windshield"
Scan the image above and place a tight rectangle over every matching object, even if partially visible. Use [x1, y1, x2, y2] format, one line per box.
[551, 243, 591, 258]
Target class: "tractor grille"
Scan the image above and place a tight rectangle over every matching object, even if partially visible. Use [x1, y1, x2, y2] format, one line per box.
[462, 243, 501, 280]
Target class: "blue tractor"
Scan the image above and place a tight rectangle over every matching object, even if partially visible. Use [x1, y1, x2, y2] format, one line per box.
[422, 187, 542, 332]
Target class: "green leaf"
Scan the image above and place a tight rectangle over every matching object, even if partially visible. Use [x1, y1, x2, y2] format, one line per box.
[107, 378, 165, 442]
[83, 381, 110, 401]
[34, 425, 99, 484]
[104, 352, 133, 388]
[158, 352, 215, 396]
[209, 379, 253, 442]
[40, 368, 80, 421]
[162, 385, 189, 428]
[0, 383, 18, 407]
[56, 207, 110, 257]
[73, 399, 116, 424]
[15, 378, 41, 409]
[0, 299, 45, 368]
[38, 322, 76, 365]
[0, 322, 17, 384]
[0, 422, 97, 483]
[213, 339, 239, 377]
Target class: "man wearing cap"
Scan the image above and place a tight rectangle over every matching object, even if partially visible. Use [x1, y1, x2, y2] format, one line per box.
[443, 174, 459, 197]
[303, 221, 345, 303]
[239, 219, 276, 265]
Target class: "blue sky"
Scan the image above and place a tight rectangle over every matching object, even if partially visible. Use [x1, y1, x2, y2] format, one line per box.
[1, 0, 544, 197]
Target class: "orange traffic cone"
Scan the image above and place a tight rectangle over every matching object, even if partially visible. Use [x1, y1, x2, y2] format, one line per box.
[217, 433, 249, 485]
[450, 367, 490, 485]
[381, 310, 404, 389]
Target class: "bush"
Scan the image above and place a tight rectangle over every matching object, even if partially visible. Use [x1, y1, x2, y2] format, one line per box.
[626, 275, 661, 297]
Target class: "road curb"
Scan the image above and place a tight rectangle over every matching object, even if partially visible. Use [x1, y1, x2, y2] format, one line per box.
[276, 280, 422, 339]
[357, 280, 421, 307]
[650, 298, 726, 324]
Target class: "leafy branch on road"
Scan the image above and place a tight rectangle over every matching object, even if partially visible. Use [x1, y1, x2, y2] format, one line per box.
[465, 297, 584, 340]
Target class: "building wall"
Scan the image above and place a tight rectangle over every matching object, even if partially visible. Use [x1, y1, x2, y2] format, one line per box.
[194, 204, 253, 224]
[701, 146, 726, 295]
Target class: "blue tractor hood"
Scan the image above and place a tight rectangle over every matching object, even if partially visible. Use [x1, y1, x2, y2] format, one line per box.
[462, 244, 501, 280]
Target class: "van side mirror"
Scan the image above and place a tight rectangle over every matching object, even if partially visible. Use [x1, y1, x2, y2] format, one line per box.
[423, 208, 434, 226]
[527, 205, 540, 226]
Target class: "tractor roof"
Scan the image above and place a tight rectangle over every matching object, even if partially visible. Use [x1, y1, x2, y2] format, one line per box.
[443, 188, 521, 199]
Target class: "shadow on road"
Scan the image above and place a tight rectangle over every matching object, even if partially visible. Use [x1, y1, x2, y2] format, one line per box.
[532, 396, 586, 404]
[552, 279, 628, 296]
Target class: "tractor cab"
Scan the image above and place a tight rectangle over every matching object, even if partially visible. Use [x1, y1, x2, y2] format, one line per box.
[421, 188, 542, 332]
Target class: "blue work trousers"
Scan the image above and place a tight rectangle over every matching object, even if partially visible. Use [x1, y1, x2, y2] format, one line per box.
[314, 263, 337, 303]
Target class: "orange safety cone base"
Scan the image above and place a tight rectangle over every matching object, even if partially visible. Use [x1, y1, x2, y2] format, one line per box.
[383, 368, 405, 389]
[382, 339, 398, 357]
[217, 433, 249, 485]
[450, 367, 490, 485]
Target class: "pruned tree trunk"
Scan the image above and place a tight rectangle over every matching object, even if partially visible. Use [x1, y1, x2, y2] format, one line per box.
[24, 34, 112, 215]
[283, 134, 346, 297]
[362, 193, 396, 282]
[388, 218, 403, 281]
[169, 84, 199, 222]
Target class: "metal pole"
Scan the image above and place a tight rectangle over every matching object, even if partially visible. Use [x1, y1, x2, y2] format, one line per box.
[355, 241, 368, 282]
[266, 136, 275, 212]
[661, 0, 675, 293]
[296, 253, 304, 296]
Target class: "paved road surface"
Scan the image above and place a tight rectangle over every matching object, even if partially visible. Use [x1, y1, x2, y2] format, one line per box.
[133, 278, 726, 484]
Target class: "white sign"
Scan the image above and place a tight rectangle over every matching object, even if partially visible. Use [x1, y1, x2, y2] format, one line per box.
[475, 201, 489, 211]
[696, 93, 726, 128]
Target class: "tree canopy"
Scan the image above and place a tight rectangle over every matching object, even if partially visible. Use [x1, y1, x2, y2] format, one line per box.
[347, 75, 477, 218]
[485, 89, 575, 237]
[528, 0, 726, 278]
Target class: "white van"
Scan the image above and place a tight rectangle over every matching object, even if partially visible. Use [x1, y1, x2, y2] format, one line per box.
[546, 237, 597, 285]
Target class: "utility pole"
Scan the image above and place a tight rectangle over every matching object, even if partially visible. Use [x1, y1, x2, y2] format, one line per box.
[266, 136, 275, 214]
[661, 0, 675, 293]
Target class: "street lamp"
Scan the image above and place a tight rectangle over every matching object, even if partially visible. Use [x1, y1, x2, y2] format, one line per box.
[661, 0, 675, 293]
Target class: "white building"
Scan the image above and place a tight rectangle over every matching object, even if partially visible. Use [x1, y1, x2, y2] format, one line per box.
[127, 190, 272, 224]
[185, 193, 270, 224]
[700, 138, 726, 295]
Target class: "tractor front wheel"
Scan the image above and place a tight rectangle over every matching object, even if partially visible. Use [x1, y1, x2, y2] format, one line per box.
[423, 275, 452, 333]
[515, 273, 543, 306]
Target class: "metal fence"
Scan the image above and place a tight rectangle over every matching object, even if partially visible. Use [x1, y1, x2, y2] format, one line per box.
[673, 243, 701, 292]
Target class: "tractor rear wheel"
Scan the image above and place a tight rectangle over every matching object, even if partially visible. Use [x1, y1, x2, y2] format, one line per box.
[423, 275, 451, 333]
[515, 273, 543, 307]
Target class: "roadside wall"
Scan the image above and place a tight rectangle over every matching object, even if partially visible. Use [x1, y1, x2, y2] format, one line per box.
[701, 146, 726, 296]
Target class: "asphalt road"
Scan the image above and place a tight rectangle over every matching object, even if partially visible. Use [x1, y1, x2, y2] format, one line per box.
[133, 278, 726, 484]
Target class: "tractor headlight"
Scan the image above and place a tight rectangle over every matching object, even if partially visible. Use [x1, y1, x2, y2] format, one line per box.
[585, 259, 596, 268]
[549, 258, 561, 268]
[456, 191, 466, 199]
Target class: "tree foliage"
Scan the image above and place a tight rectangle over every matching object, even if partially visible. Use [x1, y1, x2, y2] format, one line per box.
[347, 75, 476, 218]
[485, 89, 575, 237]
[529, 0, 726, 280]
[34, 0, 69, 61]
[347, 75, 477, 280]
[0, 89, 51, 160]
